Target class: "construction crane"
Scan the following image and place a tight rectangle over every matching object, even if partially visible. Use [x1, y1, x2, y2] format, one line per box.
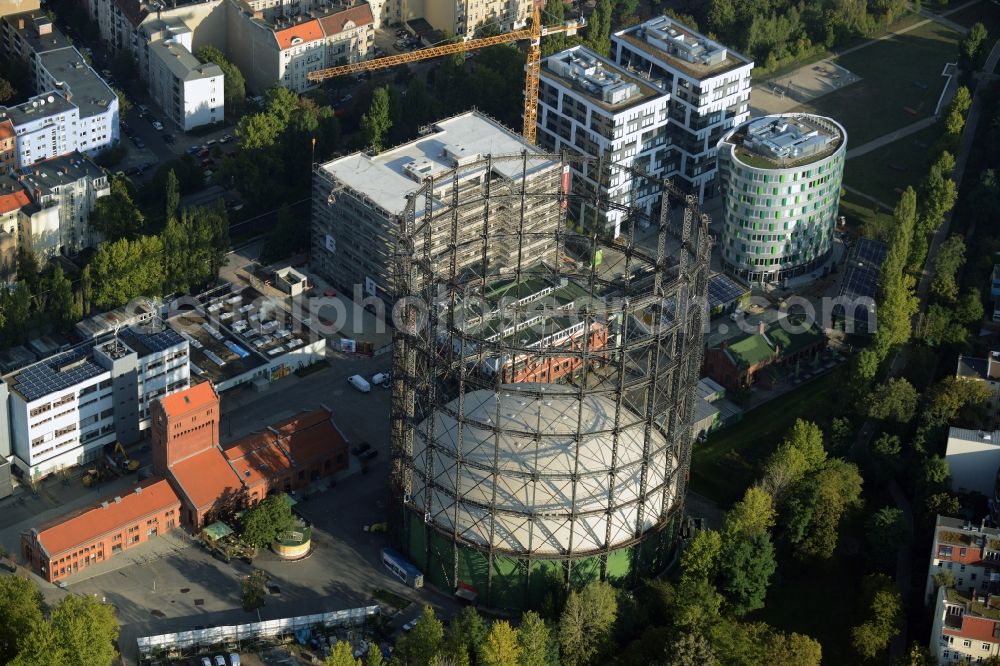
[306, 6, 584, 144]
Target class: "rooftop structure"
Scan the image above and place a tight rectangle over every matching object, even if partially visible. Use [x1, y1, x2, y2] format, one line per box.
[945, 427, 1000, 496]
[611, 15, 753, 201]
[702, 320, 827, 391]
[543, 47, 658, 110]
[36, 47, 117, 120]
[312, 111, 562, 301]
[2, 91, 76, 128]
[732, 115, 844, 168]
[614, 15, 748, 79]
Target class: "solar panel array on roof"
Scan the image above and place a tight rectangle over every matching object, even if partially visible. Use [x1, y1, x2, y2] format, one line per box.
[11, 346, 105, 402]
[707, 273, 749, 311]
[840, 238, 888, 302]
[120, 326, 185, 356]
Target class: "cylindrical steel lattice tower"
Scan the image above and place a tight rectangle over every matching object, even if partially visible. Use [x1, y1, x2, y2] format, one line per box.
[389, 153, 711, 611]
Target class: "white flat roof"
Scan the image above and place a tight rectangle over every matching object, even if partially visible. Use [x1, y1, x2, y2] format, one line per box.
[318, 111, 557, 216]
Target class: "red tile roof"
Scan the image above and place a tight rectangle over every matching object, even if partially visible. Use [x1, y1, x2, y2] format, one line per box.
[113, 0, 148, 27]
[168, 445, 243, 509]
[159, 381, 218, 418]
[947, 615, 1000, 643]
[0, 187, 30, 215]
[319, 4, 374, 36]
[275, 19, 324, 50]
[223, 409, 346, 480]
[35, 479, 180, 557]
[224, 431, 292, 486]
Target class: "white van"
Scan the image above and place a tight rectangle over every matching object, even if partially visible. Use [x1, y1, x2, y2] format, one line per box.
[348, 375, 371, 393]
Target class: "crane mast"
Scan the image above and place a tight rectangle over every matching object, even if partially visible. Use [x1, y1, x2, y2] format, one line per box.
[306, 6, 584, 145]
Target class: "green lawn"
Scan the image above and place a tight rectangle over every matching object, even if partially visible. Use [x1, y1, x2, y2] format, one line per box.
[753, 556, 863, 664]
[843, 123, 944, 204]
[793, 20, 962, 146]
[689, 370, 842, 506]
[947, 0, 1000, 33]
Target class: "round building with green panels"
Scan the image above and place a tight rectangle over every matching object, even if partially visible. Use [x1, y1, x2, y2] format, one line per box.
[389, 154, 711, 612]
[717, 113, 847, 284]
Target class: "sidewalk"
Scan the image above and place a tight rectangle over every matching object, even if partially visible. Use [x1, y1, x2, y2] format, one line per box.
[845, 115, 939, 160]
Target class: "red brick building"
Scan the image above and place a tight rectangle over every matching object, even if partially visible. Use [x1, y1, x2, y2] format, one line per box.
[703, 322, 827, 391]
[22, 383, 351, 580]
[21, 479, 181, 582]
[503, 323, 609, 384]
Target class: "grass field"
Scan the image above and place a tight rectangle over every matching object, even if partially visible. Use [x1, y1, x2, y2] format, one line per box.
[947, 0, 1000, 33]
[792, 20, 961, 146]
[843, 123, 944, 204]
[688, 370, 842, 506]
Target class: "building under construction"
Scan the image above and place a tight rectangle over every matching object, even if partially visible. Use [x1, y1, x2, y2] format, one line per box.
[389, 152, 712, 611]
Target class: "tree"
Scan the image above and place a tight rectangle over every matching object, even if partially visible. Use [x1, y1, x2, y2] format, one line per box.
[851, 576, 901, 661]
[0, 577, 45, 664]
[559, 581, 618, 666]
[195, 46, 246, 119]
[868, 378, 918, 423]
[397, 606, 444, 666]
[89, 176, 143, 240]
[50, 593, 119, 666]
[897, 643, 938, 666]
[236, 112, 283, 151]
[479, 621, 521, 666]
[9, 621, 63, 666]
[961, 22, 989, 70]
[443, 606, 488, 664]
[325, 641, 361, 666]
[762, 419, 826, 501]
[663, 632, 718, 666]
[921, 151, 957, 233]
[930, 234, 966, 303]
[262, 203, 309, 263]
[516, 611, 554, 666]
[111, 86, 132, 127]
[921, 376, 993, 428]
[723, 486, 775, 540]
[585, 0, 612, 56]
[865, 506, 908, 571]
[361, 87, 393, 152]
[718, 532, 777, 616]
[241, 569, 268, 612]
[926, 492, 961, 519]
[540, 0, 568, 55]
[45, 263, 79, 331]
[90, 235, 164, 310]
[364, 643, 384, 666]
[165, 169, 179, 222]
[0, 76, 16, 103]
[680, 528, 722, 581]
[785, 459, 864, 559]
[240, 493, 295, 547]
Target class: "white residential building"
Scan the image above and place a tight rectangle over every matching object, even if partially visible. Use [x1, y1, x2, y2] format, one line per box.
[945, 427, 1000, 497]
[19, 153, 110, 258]
[537, 45, 669, 238]
[611, 15, 753, 202]
[4, 323, 190, 479]
[148, 34, 224, 130]
[2, 92, 80, 167]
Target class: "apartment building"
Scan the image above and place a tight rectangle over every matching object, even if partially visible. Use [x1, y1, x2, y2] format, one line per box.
[4, 322, 190, 479]
[311, 111, 562, 302]
[226, 1, 374, 93]
[716, 114, 847, 284]
[0, 119, 16, 172]
[927, 517, 1000, 664]
[611, 15, 753, 202]
[0, 12, 119, 157]
[0, 175, 26, 280]
[148, 34, 224, 130]
[537, 45, 669, 238]
[19, 153, 110, 258]
[21, 479, 181, 582]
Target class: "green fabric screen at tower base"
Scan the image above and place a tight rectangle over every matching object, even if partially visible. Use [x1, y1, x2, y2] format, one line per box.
[403, 509, 676, 612]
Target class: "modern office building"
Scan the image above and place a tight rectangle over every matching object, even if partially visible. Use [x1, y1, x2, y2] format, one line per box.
[4, 321, 190, 479]
[716, 113, 847, 284]
[312, 111, 563, 302]
[19, 153, 111, 258]
[537, 45, 669, 238]
[148, 33, 225, 130]
[611, 15, 753, 201]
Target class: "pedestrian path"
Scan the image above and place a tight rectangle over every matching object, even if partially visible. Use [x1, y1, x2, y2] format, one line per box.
[845, 115, 938, 159]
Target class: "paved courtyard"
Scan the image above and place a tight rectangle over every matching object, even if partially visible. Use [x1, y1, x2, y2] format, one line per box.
[750, 60, 862, 117]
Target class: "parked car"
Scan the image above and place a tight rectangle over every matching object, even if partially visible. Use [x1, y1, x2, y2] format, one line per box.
[200, 157, 214, 168]
[137, 104, 149, 115]
[162, 132, 175, 144]
[402, 620, 416, 632]
[348, 374, 371, 393]
[186, 145, 201, 155]
[130, 136, 145, 149]
[220, 134, 234, 144]
[340, 94, 353, 104]
[351, 441, 371, 455]
[360, 449, 378, 461]
[214, 656, 226, 666]
[200, 658, 211, 666]
[151, 120, 164, 131]
[229, 654, 241, 666]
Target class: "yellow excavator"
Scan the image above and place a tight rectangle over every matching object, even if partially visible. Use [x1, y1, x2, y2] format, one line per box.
[106, 442, 140, 473]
